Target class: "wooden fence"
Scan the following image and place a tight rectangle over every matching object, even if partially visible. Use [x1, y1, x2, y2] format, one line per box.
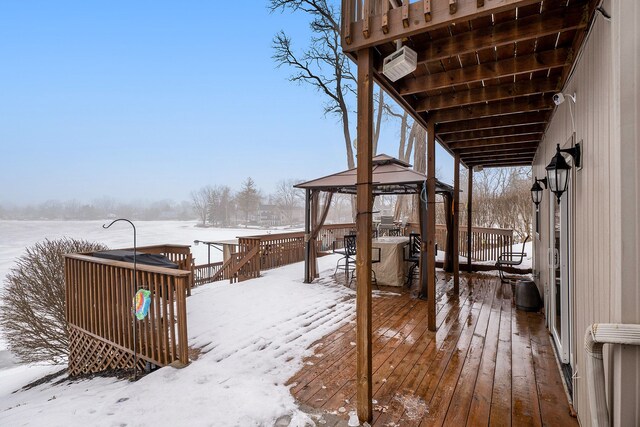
[65, 253, 191, 376]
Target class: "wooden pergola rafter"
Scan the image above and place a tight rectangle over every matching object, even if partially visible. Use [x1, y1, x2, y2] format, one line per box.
[340, 0, 600, 423]
[344, 0, 597, 168]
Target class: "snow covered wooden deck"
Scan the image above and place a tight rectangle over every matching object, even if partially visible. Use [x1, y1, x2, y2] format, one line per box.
[289, 273, 576, 426]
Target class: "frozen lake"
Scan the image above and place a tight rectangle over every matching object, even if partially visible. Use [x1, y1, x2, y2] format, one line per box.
[0, 220, 293, 368]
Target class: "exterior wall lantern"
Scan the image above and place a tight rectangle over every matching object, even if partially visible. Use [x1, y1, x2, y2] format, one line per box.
[545, 143, 581, 202]
[530, 177, 548, 206]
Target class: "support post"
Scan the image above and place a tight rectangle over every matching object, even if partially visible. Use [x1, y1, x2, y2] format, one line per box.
[453, 153, 460, 293]
[467, 166, 473, 272]
[304, 188, 311, 283]
[418, 182, 428, 299]
[426, 120, 437, 332]
[355, 47, 373, 424]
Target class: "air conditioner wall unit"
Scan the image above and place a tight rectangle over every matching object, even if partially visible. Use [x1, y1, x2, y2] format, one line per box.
[382, 46, 417, 82]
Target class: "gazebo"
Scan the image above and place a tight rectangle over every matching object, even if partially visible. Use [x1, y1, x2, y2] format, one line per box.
[295, 154, 456, 300]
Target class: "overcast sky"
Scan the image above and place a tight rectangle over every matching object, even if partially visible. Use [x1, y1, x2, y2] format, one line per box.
[0, 1, 453, 205]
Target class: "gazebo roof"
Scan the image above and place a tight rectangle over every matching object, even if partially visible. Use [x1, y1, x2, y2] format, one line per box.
[295, 154, 454, 195]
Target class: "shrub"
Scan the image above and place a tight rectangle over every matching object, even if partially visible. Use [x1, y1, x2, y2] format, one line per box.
[0, 238, 107, 364]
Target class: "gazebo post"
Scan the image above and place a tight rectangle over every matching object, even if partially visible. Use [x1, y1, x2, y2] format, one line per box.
[426, 120, 437, 332]
[467, 166, 473, 272]
[304, 188, 311, 283]
[355, 47, 373, 424]
[453, 153, 460, 293]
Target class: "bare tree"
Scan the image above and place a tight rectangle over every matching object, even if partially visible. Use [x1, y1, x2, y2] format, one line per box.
[203, 185, 234, 227]
[191, 186, 213, 226]
[216, 185, 234, 227]
[0, 238, 108, 363]
[459, 167, 533, 242]
[271, 0, 387, 166]
[274, 179, 304, 225]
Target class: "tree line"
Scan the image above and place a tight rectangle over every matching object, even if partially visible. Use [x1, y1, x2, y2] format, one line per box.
[191, 178, 306, 228]
[0, 198, 193, 221]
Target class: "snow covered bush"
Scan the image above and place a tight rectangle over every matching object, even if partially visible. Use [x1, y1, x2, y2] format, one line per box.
[0, 238, 107, 364]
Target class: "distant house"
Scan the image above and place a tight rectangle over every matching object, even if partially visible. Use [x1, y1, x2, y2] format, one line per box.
[257, 204, 280, 227]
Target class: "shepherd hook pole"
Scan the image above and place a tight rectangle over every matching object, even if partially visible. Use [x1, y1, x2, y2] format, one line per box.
[103, 218, 138, 380]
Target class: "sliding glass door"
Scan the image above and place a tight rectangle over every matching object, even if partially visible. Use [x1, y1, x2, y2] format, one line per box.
[549, 181, 571, 364]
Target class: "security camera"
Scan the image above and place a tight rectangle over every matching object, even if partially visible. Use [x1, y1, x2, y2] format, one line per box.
[553, 93, 565, 105]
[553, 92, 576, 106]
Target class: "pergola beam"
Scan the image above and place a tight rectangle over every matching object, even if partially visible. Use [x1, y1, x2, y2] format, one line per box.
[411, 2, 588, 65]
[449, 134, 542, 149]
[455, 142, 539, 155]
[343, 0, 542, 53]
[400, 49, 570, 96]
[467, 159, 534, 168]
[417, 78, 559, 112]
[436, 111, 550, 133]
[440, 124, 546, 143]
[462, 151, 537, 163]
[432, 96, 554, 124]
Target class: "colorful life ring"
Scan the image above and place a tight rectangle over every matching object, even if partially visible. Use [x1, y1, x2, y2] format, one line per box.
[134, 289, 151, 320]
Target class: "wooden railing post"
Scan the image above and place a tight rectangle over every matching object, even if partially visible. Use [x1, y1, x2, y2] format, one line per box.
[467, 167, 473, 272]
[453, 152, 460, 293]
[176, 276, 189, 366]
[426, 119, 437, 331]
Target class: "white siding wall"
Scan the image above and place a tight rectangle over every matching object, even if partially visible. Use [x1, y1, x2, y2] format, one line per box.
[611, 0, 640, 424]
[533, 1, 640, 425]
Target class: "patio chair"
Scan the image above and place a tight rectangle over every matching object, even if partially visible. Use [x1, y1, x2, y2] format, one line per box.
[333, 234, 357, 278]
[404, 233, 421, 286]
[350, 247, 381, 289]
[377, 215, 396, 236]
[333, 234, 381, 288]
[496, 235, 530, 282]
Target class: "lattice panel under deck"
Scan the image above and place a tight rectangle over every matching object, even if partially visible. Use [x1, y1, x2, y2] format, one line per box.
[68, 327, 146, 376]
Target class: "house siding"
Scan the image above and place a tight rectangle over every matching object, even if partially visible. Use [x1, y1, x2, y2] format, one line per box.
[533, 1, 640, 425]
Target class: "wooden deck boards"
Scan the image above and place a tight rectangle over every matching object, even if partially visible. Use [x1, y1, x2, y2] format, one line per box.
[290, 272, 577, 426]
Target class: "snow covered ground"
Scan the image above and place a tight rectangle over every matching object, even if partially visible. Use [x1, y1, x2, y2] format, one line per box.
[0, 220, 532, 426]
[0, 255, 356, 426]
[0, 220, 293, 357]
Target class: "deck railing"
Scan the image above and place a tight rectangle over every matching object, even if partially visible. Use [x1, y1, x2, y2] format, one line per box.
[133, 244, 194, 294]
[194, 261, 225, 286]
[341, 0, 475, 51]
[192, 224, 354, 285]
[407, 223, 513, 261]
[193, 222, 513, 285]
[459, 226, 513, 262]
[65, 253, 191, 376]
